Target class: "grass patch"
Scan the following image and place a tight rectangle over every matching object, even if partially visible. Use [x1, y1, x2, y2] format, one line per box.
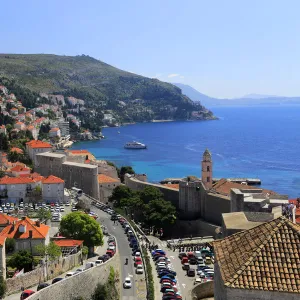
[142, 246, 155, 300]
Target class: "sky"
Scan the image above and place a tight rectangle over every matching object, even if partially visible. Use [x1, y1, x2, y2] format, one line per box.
[1, 0, 300, 98]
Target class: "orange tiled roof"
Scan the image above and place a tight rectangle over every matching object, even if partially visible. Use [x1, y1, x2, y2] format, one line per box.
[27, 125, 34, 130]
[43, 175, 64, 184]
[162, 183, 179, 190]
[0, 217, 49, 239]
[67, 150, 90, 154]
[0, 213, 18, 226]
[213, 216, 300, 292]
[53, 239, 83, 247]
[26, 140, 52, 149]
[0, 236, 6, 246]
[10, 165, 30, 172]
[10, 147, 24, 154]
[211, 178, 277, 197]
[49, 127, 59, 132]
[98, 174, 120, 184]
[0, 176, 34, 185]
[10, 107, 17, 111]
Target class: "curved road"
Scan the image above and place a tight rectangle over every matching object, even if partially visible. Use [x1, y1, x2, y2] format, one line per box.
[94, 207, 146, 300]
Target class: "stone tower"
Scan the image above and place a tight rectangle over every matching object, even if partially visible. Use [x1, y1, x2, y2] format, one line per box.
[202, 149, 212, 190]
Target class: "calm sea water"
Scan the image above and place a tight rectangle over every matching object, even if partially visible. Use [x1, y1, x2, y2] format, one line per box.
[71, 106, 300, 198]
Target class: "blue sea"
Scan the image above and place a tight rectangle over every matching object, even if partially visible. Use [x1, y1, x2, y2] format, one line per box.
[71, 106, 300, 198]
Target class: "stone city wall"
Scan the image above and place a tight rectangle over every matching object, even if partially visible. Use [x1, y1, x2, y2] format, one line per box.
[28, 254, 119, 300]
[125, 174, 179, 208]
[6, 251, 82, 295]
[190, 280, 214, 299]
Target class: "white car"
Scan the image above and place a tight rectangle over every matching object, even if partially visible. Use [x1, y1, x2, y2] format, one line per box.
[123, 277, 132, 289]
[60, 207, 65, 212]
[95, 260, 103, 265]
[65, 201, 70, 206]
[136, 265, 144, 274]
[65, 271, 75, 278]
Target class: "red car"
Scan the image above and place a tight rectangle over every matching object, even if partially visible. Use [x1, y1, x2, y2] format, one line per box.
[106, 250, 115, 257]
[20, 290, 35, 300]
[134, 257, 142, 266]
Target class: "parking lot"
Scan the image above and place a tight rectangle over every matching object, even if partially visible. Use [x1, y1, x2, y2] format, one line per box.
[147, 236, 214, 300]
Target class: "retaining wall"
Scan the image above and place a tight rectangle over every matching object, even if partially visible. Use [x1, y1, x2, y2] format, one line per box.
[7, 251, 82, 295]
[28, 254, 119, 300]
[190, 280, 214, 299]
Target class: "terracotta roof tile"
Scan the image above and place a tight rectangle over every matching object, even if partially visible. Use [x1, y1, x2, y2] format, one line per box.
[98, 174, 120, 184]
[67, 150, 90, 154]
[26, 140, 52, 149]
[0, 176, 34, 184]
[211, 178, 277, 197]
[162, 183, 179, 190]
[10, 147, 23, 154]
[0, 217, 49, 239]
[43, 175, 64, 184]
[10, 165, 30, 172]
[0, 236, 6, 246]
[0, 213, 18, 226]
[53, 239, 83, 247]
[214, 216, 300, 293]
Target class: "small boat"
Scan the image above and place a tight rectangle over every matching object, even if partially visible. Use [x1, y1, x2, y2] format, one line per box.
[124, 141, 147, 149]
[118, 131, 120, 134]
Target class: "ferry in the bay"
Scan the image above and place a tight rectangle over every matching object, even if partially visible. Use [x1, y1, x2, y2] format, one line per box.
[124, 141, 147, 149]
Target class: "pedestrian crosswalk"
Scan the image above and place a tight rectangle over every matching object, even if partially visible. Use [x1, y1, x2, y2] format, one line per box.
[122, 296, 138, 300]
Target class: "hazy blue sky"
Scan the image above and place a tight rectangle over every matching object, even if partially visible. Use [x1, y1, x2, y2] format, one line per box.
[1, 0, 300, 98]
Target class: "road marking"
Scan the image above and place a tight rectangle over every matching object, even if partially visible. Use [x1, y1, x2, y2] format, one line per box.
[128, 273, 134, 277]
[170, 256, 175, 259]
[182, 283, 186, 289]
[113, 227, 116, 230]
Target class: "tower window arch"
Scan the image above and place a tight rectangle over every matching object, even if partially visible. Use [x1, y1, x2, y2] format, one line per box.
[207, 166, 210, 172]
[207, 177, 210, 183]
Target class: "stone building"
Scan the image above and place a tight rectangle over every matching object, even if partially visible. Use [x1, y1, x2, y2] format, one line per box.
[62, 162, 99, 199]
[0, 217, 50, 255]
[0, 237, 6, 279]
[98, 174, 121, 203]
[26, 140, 52, 167]
[35, 152, 66, 178]
[213, 216, 300, 300]
[42, 175, 65, 204]
[201, 149, 213, 189]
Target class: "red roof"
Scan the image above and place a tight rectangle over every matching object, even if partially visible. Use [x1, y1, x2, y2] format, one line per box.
[0, 217, 49, 239]
[162, 183, 179, 190]
[0, 176, 34, 185]
[43, 175, 64, 184]
[26, 140, 52, 149]
[10, 165, 30, 172]
[53, 239, 83, 247]
[98, 174, 120, 184]
[0, 213, 18, 226]
[68, 150, 90, 154]
[0, 236, 6, 246]
[10, 147, 24, 154]
[49, 127, 60, 132]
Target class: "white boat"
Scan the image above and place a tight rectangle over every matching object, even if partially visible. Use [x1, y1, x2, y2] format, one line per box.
[124, 141, 147, 149]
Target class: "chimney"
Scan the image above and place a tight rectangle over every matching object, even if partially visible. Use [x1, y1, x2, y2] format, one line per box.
[22, 216, 26, 220]
[36, 220, 40, 227]
[29, 230, 33, 239]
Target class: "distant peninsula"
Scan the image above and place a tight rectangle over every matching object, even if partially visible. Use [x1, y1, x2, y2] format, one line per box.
[0, 54, 216, 125]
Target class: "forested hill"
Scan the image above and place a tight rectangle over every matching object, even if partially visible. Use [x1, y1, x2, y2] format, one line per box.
[0, 54, 215, 122]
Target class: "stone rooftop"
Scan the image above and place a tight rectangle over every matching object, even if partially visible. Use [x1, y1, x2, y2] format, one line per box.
[214, 216, 300, 293]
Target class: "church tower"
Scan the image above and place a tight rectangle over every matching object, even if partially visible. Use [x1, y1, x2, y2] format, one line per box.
[202, 149, 212, 190]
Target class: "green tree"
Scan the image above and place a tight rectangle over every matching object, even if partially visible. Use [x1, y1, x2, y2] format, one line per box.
[139, 186, 164, 204]
[0, 171, 5, 178]
[144, 199, 177, 231]
[91, 283, 108, 300]
[119, 166, 135, 182]
[0, 276, 6, 298]
[59, 212, 103, 247]
[36, 208, 51, 222]
[109, 185, 136, 207]
[5, 238, 16, 254]
[0, 133, 8, 151]
[8, 250, 34, 272]
[35, 241, 62, 262]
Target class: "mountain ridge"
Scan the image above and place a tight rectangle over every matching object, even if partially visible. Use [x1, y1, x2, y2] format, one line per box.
[0, 54, 216, 122]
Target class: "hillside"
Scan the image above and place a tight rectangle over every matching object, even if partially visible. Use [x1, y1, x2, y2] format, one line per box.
[0, 54, 215, 122]
[174, 83, 300, 108]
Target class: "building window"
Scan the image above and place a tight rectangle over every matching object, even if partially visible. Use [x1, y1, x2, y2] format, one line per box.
[207, 177, 210, 183]
[207, 166, 210, 172]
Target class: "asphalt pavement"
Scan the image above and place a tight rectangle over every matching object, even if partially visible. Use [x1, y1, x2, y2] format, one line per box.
[93, 207, 147, 300]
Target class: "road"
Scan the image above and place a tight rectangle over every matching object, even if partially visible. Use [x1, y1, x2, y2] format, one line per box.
[93, 207, 146, 300]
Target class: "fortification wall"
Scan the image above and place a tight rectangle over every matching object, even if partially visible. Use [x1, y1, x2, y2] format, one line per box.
[35, 153, 66, 178]
[204, 193, 230, 225]
[7, 251, 82, 295]
[125, 175, 179, 207]
[28, 255, 119, 300]
[62, 162, 99, 199]
[190, 280, 214, 299]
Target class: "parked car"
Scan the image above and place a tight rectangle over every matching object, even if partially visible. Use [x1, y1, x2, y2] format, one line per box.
[37, 282, 50, 291]
[85, 262, 96, 269]
[136, 264, 144, 274]
[52, 277, 64, 284]
[65, 271, 75, 277]
[20, 290, 35, 299]
[187, 268, 196, 277]
[95, 259, 103, 265]
[182, 263, 190, 270]
[178, 252, 187, 259]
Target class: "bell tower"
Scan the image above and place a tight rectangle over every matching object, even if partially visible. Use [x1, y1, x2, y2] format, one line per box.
[202, 149, 212, 190]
